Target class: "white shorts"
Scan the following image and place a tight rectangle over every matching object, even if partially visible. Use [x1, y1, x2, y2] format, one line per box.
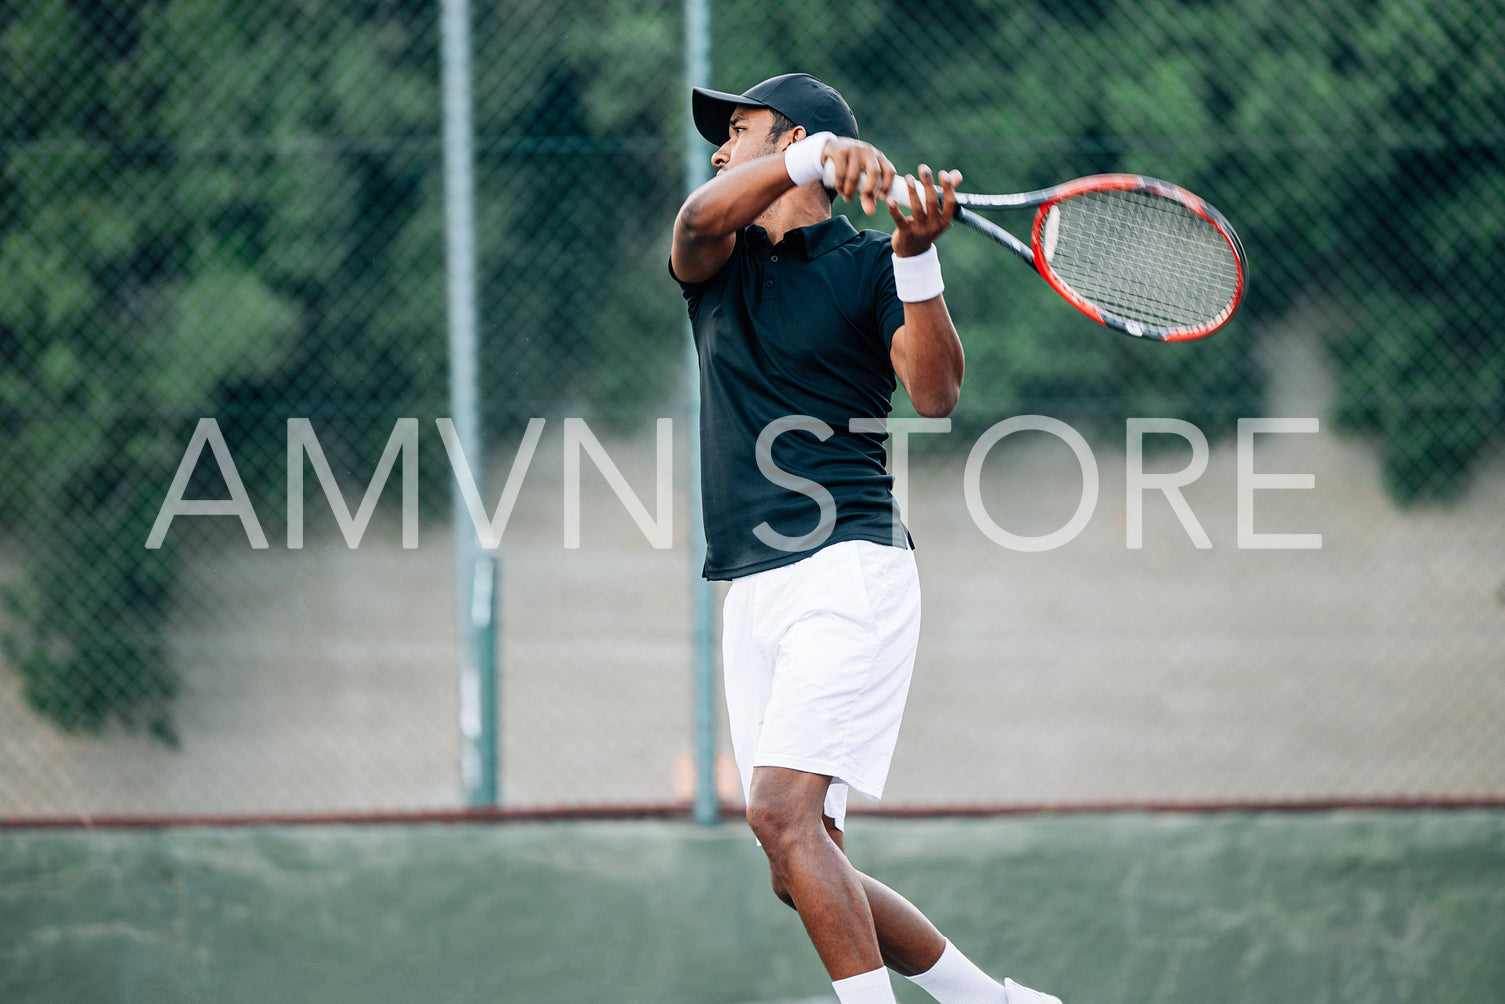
[721, 539, 922, 831]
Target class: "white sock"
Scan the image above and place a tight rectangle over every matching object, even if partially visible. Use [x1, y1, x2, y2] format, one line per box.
[832, 966, 898, 1004]
[905, 939, 1007, 1003]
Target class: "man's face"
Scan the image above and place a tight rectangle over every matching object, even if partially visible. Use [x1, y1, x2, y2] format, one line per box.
[711, 105, 789, 174]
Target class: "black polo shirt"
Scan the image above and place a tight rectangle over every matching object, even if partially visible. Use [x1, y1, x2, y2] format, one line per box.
[674, 215, 910, 580]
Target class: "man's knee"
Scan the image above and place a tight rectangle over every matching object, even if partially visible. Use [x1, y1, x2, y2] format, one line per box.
[745, 768, 821, 850]
[748, 799, 801, 909]
[745, 788, 801, 853]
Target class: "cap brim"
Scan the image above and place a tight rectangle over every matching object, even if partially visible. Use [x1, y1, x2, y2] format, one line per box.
[691, 85, 766, 146]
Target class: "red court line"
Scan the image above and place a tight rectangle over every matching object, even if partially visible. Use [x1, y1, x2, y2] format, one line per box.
[3, 794, 1504, 831]
[0, 803, 691, 831]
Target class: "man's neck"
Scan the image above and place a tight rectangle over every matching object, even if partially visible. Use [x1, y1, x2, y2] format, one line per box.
[754, 188, 832, 247]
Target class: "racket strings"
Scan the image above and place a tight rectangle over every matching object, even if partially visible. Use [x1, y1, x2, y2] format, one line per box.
[1042, 190, 1240, 330]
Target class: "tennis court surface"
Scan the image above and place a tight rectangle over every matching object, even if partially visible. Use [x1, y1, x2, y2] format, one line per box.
[4, 809, 1503, 1002]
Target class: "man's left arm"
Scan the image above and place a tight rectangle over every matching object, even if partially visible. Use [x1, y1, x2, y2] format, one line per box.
[888, 166, 965, 418]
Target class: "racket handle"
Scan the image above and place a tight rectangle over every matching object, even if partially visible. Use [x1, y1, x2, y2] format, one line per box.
[821, 158, 910, 207]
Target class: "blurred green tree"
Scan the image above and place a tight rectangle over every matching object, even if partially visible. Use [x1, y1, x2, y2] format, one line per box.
[0, 0, 445, 739]
[1, 0, 1499, 741]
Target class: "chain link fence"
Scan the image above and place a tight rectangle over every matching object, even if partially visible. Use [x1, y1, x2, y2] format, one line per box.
[2, 0, 1501, 821]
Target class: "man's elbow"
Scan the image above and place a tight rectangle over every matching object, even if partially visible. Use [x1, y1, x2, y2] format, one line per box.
[911, 380, 961, 418]
[897, 326, 964, 418]
[914, 398, 958, 419]
[675, 198, 721, 244]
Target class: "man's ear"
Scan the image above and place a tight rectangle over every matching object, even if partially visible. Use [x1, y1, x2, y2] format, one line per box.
[778, 124, 808, 151]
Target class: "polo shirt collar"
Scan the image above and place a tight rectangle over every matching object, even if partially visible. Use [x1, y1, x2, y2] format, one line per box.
[747, 215, 861, 260]
[796, 215, 860, 259]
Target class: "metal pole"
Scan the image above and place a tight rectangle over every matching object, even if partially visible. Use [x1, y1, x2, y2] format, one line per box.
[441, 0, 498, 805]
[684, 0, 718, 825]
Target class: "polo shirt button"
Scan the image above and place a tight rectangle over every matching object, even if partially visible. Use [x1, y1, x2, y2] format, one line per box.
[770, 255, 779, 262]
[765, 280, 774, 288]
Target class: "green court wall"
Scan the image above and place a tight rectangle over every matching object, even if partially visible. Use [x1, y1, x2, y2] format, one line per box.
[3, 811, 1503, 1002]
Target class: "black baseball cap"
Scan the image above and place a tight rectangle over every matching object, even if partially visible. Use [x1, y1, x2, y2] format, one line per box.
[692, 72, 859, 146]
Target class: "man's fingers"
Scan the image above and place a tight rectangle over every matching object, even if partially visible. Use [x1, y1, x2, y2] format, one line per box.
[858, 154, 893, 215]
[835, 158, 863, 200]
[872, 158, 890, 213]
[938, 169, 962, 223]
[819, 141, 898, 214]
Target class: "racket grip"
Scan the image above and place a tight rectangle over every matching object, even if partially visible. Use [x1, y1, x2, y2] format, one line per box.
[821, 159, 910, 207]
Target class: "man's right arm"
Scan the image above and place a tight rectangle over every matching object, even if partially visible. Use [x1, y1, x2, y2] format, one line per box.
[670, 135, 895, 285]
[671, 154, 795, 284]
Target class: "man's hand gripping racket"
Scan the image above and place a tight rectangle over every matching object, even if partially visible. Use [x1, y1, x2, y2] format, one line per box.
[825, 160, 1248, 342]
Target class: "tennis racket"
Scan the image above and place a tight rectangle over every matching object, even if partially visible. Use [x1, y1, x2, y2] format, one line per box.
[824, 162, 1247, 342]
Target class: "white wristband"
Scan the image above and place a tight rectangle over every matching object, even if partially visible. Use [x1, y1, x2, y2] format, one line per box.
[891, 245, 944, 302]
[784, 131, 834, 186]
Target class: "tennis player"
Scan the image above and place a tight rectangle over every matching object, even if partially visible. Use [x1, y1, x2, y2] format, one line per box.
[670, 73, 1060, 1004]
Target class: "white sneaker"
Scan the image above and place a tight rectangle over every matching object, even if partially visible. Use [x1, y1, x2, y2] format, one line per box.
[1003, 977, 1062, 1004]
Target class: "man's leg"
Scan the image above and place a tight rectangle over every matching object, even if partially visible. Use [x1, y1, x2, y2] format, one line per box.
[753, 778, 947, 976]
[854, 852, 950, 976]
[746, 766, 887, 981]
[757, 787, 1061, 1004]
